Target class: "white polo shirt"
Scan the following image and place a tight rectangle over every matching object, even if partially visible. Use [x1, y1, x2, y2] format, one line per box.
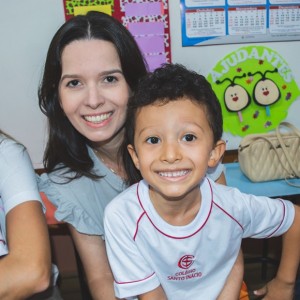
[104, 178, 294, 299]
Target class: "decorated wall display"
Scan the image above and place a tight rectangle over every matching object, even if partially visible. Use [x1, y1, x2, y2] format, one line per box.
[207, 46, 300, 137]
[62, 0, 171, 71]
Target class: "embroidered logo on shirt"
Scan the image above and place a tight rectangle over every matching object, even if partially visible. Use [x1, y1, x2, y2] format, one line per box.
[167, 255, 202, 281]
[178, 254, 194, 269]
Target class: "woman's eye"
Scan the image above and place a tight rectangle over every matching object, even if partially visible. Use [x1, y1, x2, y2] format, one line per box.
[66, 80, 80, 88]
[104, 76, 117, 83]
[183, 134, 196, 142]
[146, 137, 160, 144]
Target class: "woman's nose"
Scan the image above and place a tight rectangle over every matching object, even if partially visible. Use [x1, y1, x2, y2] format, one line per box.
[85, 85, 105, 109]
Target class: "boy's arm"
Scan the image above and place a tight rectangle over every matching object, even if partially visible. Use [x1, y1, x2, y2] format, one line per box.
[138, 285, 167, 300]
[217, 249, 244, 300]
[254, 204, 300, 300]
[216, 170, 244, 300]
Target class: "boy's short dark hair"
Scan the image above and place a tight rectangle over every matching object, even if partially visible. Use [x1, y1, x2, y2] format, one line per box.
[123, 63, 223, 185]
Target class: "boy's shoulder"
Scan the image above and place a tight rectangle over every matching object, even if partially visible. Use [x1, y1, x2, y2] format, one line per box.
[104, 181, 149, 234]
[105, 181, 143, 215]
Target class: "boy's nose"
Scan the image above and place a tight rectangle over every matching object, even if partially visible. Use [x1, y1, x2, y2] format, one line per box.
[160, 142, 181, 163]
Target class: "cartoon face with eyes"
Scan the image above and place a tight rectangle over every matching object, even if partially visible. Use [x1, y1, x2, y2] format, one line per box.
[249, 69, 281, 107]
[216, 74, 250, 114]
[224, 84, 250, 112]
[253, 78, 280, 106]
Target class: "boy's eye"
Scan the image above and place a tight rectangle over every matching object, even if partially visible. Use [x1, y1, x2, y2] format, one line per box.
[183, 134, 196, 142]
[66, 80, 80, 87]
[146, 136, 160, 144]
[104, 76, 117, 83]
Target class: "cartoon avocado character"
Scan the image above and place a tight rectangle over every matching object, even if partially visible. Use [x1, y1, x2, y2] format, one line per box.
[248, 68, 280, 116]
[216, 73, 251, 122]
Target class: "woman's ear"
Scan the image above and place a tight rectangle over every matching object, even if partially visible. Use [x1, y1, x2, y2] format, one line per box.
[127, 144, 140, 170]
[208, 140, 226, 168]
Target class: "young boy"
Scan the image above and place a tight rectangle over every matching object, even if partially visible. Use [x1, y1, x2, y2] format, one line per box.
[104, 64, 300, 299]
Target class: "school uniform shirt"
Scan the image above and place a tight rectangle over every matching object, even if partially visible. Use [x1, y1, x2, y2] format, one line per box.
[0, 134, 42, 256]
[104, 178, 295, 299]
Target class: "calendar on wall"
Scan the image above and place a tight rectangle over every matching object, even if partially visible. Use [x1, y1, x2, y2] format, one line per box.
[181, 0, 300, 46]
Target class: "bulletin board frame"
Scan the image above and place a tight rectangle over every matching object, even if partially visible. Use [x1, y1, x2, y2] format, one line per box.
[180, 0, 300, 47]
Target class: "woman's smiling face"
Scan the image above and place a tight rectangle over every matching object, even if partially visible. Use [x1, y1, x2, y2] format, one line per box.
[59, 39, 130, 143]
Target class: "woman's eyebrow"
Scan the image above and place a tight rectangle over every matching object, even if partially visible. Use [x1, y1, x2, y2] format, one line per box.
[60, 69, 124, 82]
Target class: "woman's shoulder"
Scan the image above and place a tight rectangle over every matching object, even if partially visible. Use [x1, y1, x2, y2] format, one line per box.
[38, 169, 109, 235]
[38, 167, 90, 201]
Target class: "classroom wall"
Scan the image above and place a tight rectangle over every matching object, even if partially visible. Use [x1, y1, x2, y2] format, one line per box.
[1, 0, 300, 167]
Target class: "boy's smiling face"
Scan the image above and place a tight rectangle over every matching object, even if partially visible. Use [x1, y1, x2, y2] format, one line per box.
[128, 97, 225, 203]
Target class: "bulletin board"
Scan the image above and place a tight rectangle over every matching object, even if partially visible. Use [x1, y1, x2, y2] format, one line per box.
[62, 0, 171, 71]
[206, 45, 300, 137]
[180, 0, 300, 46]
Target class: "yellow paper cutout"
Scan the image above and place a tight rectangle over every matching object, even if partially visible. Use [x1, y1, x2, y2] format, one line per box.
[74, 5, 112, 16]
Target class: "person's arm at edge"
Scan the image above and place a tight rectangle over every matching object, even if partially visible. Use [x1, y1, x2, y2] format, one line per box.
[217, 249, 244, 300]
[253, 204, 300, 300]
[0, 201, 51, 299]
[69, 225, 119, 300]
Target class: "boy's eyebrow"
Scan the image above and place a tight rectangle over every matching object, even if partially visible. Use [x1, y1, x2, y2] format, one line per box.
[135, 126, 155, 137]
[136, 122, 206, 136]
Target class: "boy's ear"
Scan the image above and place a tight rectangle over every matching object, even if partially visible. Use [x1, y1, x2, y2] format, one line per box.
[127, 144, 140, 170]
[208, 140, 226, 168]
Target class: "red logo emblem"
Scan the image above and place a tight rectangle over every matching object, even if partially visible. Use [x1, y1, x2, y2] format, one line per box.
[178, 255, 195, 269]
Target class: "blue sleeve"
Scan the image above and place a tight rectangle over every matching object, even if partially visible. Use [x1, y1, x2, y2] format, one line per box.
[38, 172, 106, 236]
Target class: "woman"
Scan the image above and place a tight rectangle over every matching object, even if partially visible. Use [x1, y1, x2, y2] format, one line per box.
[38, 11, 244, 299]
[0, 130, 51, 299]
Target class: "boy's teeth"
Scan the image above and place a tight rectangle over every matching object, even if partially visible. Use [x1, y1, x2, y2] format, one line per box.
[85, 113, 111, 123]
[159, 170, 188, 177]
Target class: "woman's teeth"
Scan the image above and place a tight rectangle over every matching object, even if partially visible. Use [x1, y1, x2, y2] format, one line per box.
[84, 113, 111, 123]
